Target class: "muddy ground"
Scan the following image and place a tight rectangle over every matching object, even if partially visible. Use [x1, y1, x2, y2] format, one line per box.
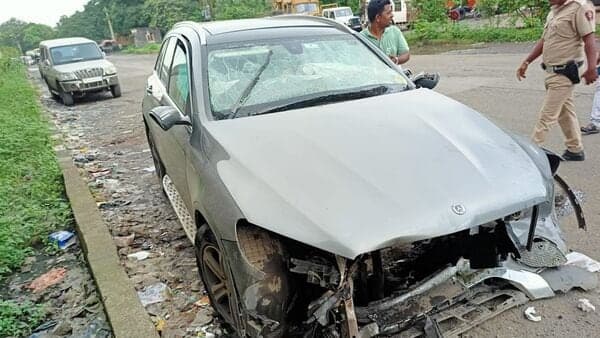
[28, 44, 600, 337]
[0, 240, 111, 337]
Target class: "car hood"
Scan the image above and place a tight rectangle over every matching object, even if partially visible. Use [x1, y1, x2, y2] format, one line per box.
[209, 89, 549, 258]
[54, 59, 113, 73]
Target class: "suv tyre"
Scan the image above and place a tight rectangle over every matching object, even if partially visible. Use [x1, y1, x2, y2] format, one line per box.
[110, 84, 122, 98]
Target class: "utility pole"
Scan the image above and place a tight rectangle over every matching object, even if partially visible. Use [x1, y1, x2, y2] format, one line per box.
[104, 7, 116, 41]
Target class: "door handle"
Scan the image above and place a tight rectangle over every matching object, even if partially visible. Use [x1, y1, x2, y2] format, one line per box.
[146, 85, 153, 94]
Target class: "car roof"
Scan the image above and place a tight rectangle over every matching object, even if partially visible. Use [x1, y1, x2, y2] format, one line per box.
[40, 37, 96, 49]
[182, 16, 342, 36]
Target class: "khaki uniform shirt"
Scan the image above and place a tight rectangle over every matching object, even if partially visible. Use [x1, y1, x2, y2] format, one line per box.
[542, 0, 595, 66]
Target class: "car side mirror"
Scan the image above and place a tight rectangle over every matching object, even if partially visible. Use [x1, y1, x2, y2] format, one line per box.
[44, 59, 50, 66]
[102, 51, 106, 58]
[149, 106, 191, 131]
[412, 72, 440, 90]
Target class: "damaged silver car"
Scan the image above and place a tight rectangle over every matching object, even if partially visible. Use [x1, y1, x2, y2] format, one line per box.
[142, 17, 592, 337]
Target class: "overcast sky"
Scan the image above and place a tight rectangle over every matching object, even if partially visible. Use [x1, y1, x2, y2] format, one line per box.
[0, 0, 88, 27]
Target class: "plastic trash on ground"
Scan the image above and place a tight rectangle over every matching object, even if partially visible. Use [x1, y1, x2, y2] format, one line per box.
[28, 268, 68, 293]
[524, 306, 541, 322]
[49, 230, 76, 249]
[137, 282, 171, 306]
[577, 298, 596, 312]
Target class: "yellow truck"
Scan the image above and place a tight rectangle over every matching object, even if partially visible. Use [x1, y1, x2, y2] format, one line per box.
[273, 0, 320, 15]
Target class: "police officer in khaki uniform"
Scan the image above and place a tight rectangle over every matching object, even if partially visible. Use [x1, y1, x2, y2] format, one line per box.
[517, 0, 597, 161]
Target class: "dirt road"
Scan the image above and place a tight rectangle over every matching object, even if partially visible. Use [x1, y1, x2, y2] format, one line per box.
[34, 47, 600, 337]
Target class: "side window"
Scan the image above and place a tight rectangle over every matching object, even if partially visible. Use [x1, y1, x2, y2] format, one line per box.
[159, 38, 177, 86]
[167, 40, 190, 115]
[40, 48, 46, 61]
[154, 38, 169, 72]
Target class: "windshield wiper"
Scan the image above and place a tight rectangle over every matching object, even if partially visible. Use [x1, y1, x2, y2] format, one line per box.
[229, 49, 273, 119]
[251, 85, 395, 116]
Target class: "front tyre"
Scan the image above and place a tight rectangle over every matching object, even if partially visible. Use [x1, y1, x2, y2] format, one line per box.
[110, 84, 122, 98]
[195, 230, 237, 328]
[61, 91, 74, 106]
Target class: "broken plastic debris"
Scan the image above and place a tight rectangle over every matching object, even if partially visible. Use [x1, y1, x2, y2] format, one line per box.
[127, 251, 150, 261]
[138, 282, 171, 306]
[194, 295, 211, 307]
[28, 268, 68, 293]
[566, 252, 600, 273]
[113, 233, 135, 248]
[524, 306, 541, 322]
[49, 230, 76, 249]
[155, 318, 166, 332]
[142, 166, 156, 173]
[577, 298, 596, 312]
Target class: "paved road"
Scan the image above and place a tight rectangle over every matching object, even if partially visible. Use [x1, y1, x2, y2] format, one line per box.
[39, 47, 600, 337]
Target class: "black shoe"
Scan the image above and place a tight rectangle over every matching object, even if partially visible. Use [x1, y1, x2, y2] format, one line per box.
[581, 123, 599, 135]
[562, 150, 585, 161]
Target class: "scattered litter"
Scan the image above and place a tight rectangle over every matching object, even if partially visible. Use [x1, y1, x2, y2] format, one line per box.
[577, 299, 596, 312]
[113, 234, 135, 248]
[566, 252, 600, 273]
[90, 169, 111, 179]
[49, 230, 77, 250]
[80, 318, 111, 338]
[138, 282, 171, 306]
[524, 306, 541, 322]
[128, 251, 150, 261]
[194, 295, 211, 308]
[142, 166, 156, 173]
[191, 311, 213, 327]
[155, 318, 167, 332]
[32, 320, 58, 333]
[28, 267, 68, 293]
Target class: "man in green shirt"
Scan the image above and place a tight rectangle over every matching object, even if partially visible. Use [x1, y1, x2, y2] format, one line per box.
[361, 0, 410, 65]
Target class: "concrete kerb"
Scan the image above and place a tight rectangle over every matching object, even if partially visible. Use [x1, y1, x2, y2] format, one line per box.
[57, 150, 159, 338]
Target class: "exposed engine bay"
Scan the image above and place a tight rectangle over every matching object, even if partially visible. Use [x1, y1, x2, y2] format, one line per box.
[236, 174, 595, 338]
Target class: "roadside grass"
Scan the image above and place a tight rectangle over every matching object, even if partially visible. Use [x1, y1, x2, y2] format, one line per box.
[0, 56, 72, 275]
[0, 52, 69, 336]
[405, 22, 543, 46]
[0, 300, 45, 337]
[122, 42, 161, 54]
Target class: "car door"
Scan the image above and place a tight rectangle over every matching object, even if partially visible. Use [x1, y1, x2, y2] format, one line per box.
[145, 36, 193, 208]
[164, 38, 194, 208]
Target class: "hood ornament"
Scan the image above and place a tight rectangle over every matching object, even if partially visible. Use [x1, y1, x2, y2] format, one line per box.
[452, 204, 466, 215]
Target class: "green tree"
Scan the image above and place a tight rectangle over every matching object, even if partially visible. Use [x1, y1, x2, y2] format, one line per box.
[0, 19, 28, 53]
[143, 0, 204, 33]
[412, 0, 448, 23]
[213, 0, 271, 20]
[21, 24, 56, 51]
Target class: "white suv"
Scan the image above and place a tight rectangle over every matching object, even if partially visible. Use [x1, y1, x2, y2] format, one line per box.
[38, 37, 121, 106]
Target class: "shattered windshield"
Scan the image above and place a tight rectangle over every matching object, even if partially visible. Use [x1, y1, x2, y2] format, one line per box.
[207, 34, 408, 119]
[50, 43, 103, 65]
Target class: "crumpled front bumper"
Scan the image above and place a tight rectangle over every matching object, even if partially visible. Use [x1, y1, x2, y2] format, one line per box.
[59, 74, 119, 93]
[350, 256, 597, 337]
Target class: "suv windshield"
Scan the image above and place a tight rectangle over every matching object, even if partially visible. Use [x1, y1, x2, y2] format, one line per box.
[207, 34, 408, 119]
[50, 43, 103, 65]
[335, 8, 353, 17]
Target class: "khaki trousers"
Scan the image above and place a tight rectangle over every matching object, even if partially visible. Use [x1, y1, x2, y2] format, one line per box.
[532, 73, 583, 152]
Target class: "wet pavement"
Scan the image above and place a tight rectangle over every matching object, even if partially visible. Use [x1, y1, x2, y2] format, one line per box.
[0, 245, 111, 337]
